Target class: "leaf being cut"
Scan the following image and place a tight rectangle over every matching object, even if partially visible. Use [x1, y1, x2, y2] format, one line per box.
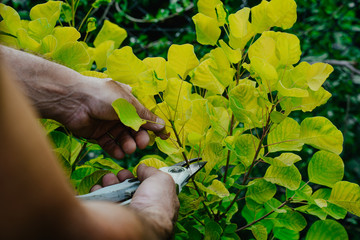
[132, 157, 168, 176]
[112, 98, 146, 131]
[300, 117, 343, 154]
[192, 13, 221, 46]
[308, 150, 344, 188]
[305, 220, 348, 240]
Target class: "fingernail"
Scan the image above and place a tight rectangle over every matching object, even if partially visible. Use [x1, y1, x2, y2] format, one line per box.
[155, 117, 166, 130]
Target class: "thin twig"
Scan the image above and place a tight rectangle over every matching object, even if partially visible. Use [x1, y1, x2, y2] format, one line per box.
[235, 198, 292, 232]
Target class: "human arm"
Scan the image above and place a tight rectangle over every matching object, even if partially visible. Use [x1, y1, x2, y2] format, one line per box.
[0, 45, 167, 159]
[0, 61, 178, 239]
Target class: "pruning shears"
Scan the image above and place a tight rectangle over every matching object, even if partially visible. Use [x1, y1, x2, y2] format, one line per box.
[77, 158, 206, 205]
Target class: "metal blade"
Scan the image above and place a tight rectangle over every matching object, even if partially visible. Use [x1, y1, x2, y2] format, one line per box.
[188, 161, 207, 177]
[173, 157, 203, 167]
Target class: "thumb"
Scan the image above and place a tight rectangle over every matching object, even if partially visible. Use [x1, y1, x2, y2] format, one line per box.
[129, 97, 168, 136]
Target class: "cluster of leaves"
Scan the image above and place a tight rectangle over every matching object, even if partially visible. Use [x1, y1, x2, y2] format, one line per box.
[1, 0, 360, 239]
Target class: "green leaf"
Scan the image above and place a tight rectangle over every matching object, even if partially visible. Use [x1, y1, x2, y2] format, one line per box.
[16, 28, 40, 52]
[78, 170, 111, 194]
[246, 179, 276, 204]
[86, 17, 97, 33]
[305, 220, 348, 240]
[250, 224, 267, 240]
[0, 3, 22, 36]
[106, 46, 148, 84]
[312, 188, 347, 220]
[308, 150, 344, 187]
[167, 44, 199, 80]
[286, 181, 312, 202]
[112, 98, 146, 131]
[28, 18, 53, 41]
[192, 13, 221, 46]
[229, 83, 264, 128]
[94, 20, 127, 49]
[88, 156, 123, 172]
[300, 117, 343, 154]
[29, 1, 62, 27]
[208, 179, 230, 198]
[276, 210, 307, 231]
[92, 0, 111, 8]
[155, 138, 182, 155]
[40, 119, 61, 134]
[40, 34, 57, 55]
[203, 142, 225, 173]
[71, 166, 96, 180]
[204, 220, 222, 240]
[273, 227, 299, 240]
[52, 41, 90, 71]
[329, 181, 360, 216]
[231, 134, 264, 168]
[264, 164, 301, 190]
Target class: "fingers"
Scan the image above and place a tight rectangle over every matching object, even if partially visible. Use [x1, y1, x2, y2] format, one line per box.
[136, 164, 161, 182]
[90, 170, 134, 192]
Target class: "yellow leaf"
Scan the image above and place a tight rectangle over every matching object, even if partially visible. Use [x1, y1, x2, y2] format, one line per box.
[267, 0, 297, 30]
[167, 44, 199, 80]
[52, 42, 90, 71]
[29, 0, 62, 28]
[164, 77, 192, 112]
[183, 99, 210, 139]
[192, 13, 221, 46]
[52, 26, 81, 50]
[16, 28, 40, 52]
[228, 8, 255, 50]
[276, 32, 301, 66]
[0, 3, 21, 35]
[190, 58, 226, 94]
[219, 40, 242, 64]
[251, 0, 272, 33]
[197, 0, 221, 20]
[250, 56, 278, 92]
[106, 46, 148, 84]
[143, 57, 167, 92]
[81, 71, 108, 78]
[248, 32, 279, 67]
[39, 35, 57, 55]
[93, 40, 115, 69]
[94, 20, 127, 49]
[132, 157, 168, 177]
[301, 87, 332, 112]
[307, 62, 334, 91]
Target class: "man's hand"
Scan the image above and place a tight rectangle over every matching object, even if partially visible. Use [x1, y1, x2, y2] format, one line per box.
[1, 45, 168, 159]
[90, 165, 179, 239]
[58, 77, 168, 159]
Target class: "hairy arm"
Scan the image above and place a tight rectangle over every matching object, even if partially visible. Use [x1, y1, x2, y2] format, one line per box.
[0, 45, 168, 159]
[0, 58, 178, 239]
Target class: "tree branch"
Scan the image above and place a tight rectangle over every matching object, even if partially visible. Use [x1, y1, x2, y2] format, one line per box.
[322, 59, 360, 75]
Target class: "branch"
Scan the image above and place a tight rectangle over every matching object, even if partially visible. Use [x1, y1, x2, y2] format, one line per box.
[322, 59, 360, 75]
[235, 198, 292, 232]
[115, 2, 194, 23]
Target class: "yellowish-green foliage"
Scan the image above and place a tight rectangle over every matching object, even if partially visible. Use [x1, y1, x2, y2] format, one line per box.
[0, 0, 357, 239]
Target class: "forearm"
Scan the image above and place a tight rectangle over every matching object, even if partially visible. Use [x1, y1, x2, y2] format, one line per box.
[0, 45, 88, 122]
